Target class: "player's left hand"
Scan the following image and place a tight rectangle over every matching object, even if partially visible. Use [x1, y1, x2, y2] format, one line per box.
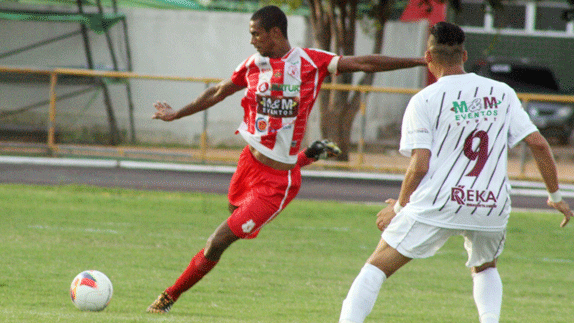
[152, 101, 178, 121]
[376, 198, 398, 231]
[547, 199, 573, 228]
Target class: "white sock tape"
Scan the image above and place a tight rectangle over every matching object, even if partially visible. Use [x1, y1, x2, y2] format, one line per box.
[548, 190, 562, 203]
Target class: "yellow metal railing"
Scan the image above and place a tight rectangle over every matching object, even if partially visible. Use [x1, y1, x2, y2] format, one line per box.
[2, 65, 574, 177]
[0, 65, 222, 159]
[0, 65, 419, 167]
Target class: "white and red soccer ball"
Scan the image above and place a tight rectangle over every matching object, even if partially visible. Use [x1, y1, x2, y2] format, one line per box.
[70, 270, 113, 311]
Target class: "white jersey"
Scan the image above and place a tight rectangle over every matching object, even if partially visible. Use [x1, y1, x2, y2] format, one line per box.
[399, 73, 538, 231]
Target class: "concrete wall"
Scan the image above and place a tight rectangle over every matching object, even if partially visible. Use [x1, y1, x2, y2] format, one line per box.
[0, 4, 426, 146]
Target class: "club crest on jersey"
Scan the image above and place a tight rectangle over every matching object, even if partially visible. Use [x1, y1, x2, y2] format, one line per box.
[451, 185, 497, 209]
[255, 117, 268, 132]
[286, 65, 298, 79]
[257, 95, 299, 117]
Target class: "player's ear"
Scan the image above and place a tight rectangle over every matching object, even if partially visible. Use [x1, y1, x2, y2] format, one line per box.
[462, 50, 468, 63]
[424, 50, 432, 63]
[270, 26, 283, 39]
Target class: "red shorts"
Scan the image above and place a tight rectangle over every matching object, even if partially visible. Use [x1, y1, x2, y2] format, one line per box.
[227, 146, 302, 239]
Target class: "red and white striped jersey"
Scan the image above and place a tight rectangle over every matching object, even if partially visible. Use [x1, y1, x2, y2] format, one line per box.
[231, 47, 338, 164]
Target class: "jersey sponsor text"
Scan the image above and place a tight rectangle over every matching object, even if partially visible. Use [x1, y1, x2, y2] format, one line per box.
[257, 95, 299, 117]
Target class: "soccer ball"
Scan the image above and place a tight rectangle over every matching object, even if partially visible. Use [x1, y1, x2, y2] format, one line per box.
[70, 270, 113, 311]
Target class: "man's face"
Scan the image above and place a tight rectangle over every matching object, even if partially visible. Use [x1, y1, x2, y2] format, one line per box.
[249, 20, 274, 57]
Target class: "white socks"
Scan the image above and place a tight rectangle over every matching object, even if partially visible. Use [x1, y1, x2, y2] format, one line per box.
[340, 264, 502, 323]
[339, 264, 386, 323]
[473, 267, 503, 323]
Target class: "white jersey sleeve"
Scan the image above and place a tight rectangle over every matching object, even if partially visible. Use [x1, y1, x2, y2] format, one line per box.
[507, 91, 538, 148]
[400, 94, 433, 157]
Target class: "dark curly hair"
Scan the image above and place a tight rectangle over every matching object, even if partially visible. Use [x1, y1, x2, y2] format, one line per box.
[251, 5, 288, 39]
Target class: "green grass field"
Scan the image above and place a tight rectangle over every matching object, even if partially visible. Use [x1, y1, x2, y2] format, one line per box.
[1, 184, 572, 322]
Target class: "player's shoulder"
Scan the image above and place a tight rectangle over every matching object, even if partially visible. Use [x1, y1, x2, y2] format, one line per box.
[296, 47, 337, 59]
[234, 53, 259, 72]
[286, 47, 337, 71]
[414, 79, 446, 100]
[421, 73, 515, 95]
[410, 74, 468, 104]
[303, 47, 336, 54]
[469, 73, 517, 92]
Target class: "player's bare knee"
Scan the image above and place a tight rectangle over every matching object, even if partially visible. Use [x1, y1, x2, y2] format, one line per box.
[204, 237, 226, 260]
[204, 227, 239, 260]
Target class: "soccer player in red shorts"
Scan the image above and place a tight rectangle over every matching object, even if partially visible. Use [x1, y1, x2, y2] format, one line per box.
[147, 5, 426, 313]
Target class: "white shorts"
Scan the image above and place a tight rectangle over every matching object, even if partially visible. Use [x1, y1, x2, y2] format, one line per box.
[382, 214, 506, 268]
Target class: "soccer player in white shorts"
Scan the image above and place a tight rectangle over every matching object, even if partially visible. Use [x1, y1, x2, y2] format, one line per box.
[339, 22, 573, 323]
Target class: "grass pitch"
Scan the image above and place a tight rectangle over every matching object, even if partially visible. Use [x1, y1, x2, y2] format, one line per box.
[0, 184, 572, 322]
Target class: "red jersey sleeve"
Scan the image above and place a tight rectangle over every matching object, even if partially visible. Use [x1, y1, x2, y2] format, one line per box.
[300, 48, 340, 77]
[231, 55, 255, 87]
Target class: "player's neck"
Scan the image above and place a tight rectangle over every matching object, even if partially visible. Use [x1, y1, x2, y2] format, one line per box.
[268, 41, 291, 59]
[434, 65, 466, 79]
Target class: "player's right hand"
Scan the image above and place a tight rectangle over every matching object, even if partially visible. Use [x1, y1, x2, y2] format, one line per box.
[376, 199, 398, 231]
[547, 199, 573, 228]
[152, 101, 177, 121]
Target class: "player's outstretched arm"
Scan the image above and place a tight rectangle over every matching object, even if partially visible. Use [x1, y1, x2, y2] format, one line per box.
[152, 79, 244, 122]
[523, 131, 573, 227]
[337, 55, 426, 73]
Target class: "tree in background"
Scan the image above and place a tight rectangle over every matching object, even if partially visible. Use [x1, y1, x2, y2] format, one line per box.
[309, 0, 396, 161]
[268, 0, 401, 160]
[265, 0, 574, 160]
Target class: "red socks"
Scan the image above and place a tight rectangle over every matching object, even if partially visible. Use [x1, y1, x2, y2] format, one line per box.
[165, 249, 219, 301]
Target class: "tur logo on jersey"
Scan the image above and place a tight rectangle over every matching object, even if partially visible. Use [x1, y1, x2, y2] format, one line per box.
[451, 97, 501, 124]
[270, 84, 300, 92]
[451, 185, 497, 208]
[257, 95, 299, 117]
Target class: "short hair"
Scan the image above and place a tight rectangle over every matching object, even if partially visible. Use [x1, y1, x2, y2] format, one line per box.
[428, 22, 465, 65]
[430, 22, 465, 46]
[251, 5, 288, 38]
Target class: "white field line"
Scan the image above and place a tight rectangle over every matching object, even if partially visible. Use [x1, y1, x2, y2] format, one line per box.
[0, 156, 119, 168]
[2, 156, 574, 195]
